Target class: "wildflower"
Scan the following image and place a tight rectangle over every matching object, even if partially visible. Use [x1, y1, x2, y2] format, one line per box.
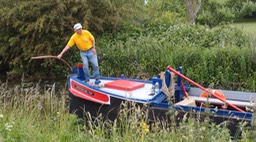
[5, 123, 13, 132]
[174, 111, 178, 116]
[57, 112, 60, 117]
[140, 120, 149, 139]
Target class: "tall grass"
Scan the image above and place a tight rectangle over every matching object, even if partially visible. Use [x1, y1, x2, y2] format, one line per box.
[0, 81, 85, 142]
[0, 81, 255, 141]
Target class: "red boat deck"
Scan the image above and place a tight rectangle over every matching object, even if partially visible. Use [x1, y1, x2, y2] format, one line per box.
[104, 80, 145, 91]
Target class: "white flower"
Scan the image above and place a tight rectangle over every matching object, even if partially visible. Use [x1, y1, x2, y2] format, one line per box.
[5, 123, 13, 132]
[0, 114, 3, 118]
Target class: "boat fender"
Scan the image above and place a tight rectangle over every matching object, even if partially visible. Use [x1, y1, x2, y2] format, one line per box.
[77, 63, 85, 80]
[200, 89, 226, 101]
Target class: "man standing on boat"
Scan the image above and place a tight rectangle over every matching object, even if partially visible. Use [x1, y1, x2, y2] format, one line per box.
[57, 23, 100, 82]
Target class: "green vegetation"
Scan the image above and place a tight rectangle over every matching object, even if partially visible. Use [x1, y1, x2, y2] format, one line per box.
[1, 0, 256, 141]
[197, 0, 256, 27]
[0, 0, 255, 92]
[0, 0, 120, 75]
[97, 24, 256, 91]
[232, 19, 256, 34]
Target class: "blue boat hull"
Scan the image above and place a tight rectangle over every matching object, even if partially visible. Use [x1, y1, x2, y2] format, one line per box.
[69, 91, 252, 137]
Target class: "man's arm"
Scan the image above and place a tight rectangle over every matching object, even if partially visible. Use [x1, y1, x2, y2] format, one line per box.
[92, 40, 96, 54]
[57, 45, 70, 58]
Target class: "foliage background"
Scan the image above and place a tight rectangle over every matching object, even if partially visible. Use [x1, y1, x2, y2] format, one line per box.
[0, 0, 120, 76]
[197, 0, 256, 27]
[0, 0, 256, 91]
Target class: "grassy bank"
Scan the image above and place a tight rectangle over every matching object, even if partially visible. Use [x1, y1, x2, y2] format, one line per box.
[0, 82, 255, 142]
[232, 19, 256, 47]
[232, 19, 256, 35]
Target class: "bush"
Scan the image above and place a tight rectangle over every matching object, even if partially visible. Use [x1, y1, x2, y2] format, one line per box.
[197, 0, 256, 27]
[0, 0, 119, 77]
[97, 23, 256, 91]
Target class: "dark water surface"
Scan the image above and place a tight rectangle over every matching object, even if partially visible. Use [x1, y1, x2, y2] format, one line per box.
[0, 72, 68, 95]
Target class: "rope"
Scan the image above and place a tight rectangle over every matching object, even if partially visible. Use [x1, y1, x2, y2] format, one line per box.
[181, 80, 189, 98]
[169, 72, 175, 97]
[160, 72, 175, 98]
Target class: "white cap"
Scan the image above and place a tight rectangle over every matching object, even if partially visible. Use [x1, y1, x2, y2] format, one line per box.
[73, 23, 82, 31]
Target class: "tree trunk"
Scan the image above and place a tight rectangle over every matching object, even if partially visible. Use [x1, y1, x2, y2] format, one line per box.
[185, 0, 202, 25]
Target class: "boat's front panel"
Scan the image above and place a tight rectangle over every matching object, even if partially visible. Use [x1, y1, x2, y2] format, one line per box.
[69, 78, 111, 104]
[68, 75, 166, 105]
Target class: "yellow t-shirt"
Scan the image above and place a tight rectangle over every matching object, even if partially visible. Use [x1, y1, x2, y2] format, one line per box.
[67, 30, 94, 51]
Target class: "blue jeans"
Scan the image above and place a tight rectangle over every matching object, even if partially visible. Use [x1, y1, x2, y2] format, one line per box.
[80, 49, 100, 80]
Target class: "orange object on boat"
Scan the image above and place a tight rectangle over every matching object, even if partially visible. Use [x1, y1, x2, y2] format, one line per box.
[200, 89, 226, 101]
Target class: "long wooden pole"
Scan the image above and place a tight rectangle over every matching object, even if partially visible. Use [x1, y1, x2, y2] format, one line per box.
[167, 66, 244, 112]
[30, 55, 72, 73]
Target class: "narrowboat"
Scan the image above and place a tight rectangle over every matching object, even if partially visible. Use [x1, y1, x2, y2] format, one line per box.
[68, 64, 256, 136]
[31, 56, 256, 136]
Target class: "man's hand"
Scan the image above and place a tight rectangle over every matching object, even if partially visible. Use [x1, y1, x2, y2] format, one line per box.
[92, 47, 96, 54]
[57, 54, 62, 59]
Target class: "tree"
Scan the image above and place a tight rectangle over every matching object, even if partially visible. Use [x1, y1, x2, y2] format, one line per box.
[185, 0, 203, 25]
[196, 0, 256, 27]
[0, 0, 120, 77]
